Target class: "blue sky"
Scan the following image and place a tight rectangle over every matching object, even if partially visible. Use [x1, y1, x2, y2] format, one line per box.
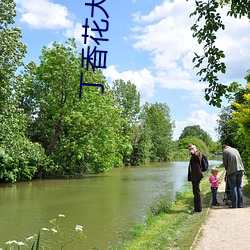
[14, 0, 250, 141]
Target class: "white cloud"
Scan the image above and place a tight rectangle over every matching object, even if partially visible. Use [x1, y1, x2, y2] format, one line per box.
[103, 65, 155, 102]
[173, 110, 219, 141]
[64, 22, 95, 47]
[16, 0, 73, 29]
[130, 0, 250, 95]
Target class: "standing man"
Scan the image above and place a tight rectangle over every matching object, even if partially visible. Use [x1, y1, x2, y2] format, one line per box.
[222, 144, 244, 208]
[188, 143, 204, 214]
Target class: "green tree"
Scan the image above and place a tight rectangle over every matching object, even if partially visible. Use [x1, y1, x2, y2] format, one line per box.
[24, 39, 125, 175]
[0, 0, 47, 182]
[216, 106, 240, 147]
[190, 0, 250, 107]
[178, 136, 209, 156]
[112, 79, 140, 123]
[140, 102, 174, 162]
[179, 125, 212, 146]
[112, 79, 140, 165]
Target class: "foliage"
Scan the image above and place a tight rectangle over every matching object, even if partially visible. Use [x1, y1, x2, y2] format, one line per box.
[179, 125, 212, 146]
[189, 0, 250, 107]
[112, 79, 140, 123]
[178, 136, 209, 156]
[140, 102, 174, 162]
[23, 39, 126, 175]
[216, 106, 240, 147]
[0, 0, 49, 182]
[231, 82, 250, 176]
[112, 79, 140, 165]
[215, 72, 250, 176]
[209, 141, 222, 154]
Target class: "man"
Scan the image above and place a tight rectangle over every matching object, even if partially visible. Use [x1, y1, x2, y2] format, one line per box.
[188, 143, 204, 214]
[222, 144, 244, 208]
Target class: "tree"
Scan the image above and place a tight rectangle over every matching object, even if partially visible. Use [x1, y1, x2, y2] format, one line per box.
[216, 106, 240, 147]
[179, 125, 212, 146]
[190, 0, 250, 107]
[24, 39, 126, 175]
[140, 102, 174, 162]
[0, 0, 48, 182]
[0, 0, 27, 109]
[112, 79, 140, 165]
[231, 78, 250, 176]
[178, 136, 209, 156]
[112, 79, 140, 124]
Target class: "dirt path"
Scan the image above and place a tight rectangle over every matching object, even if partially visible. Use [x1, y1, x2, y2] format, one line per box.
[192, 174, 250, 250]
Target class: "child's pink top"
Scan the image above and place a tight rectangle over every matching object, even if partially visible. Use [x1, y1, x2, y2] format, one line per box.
[209, 175, 219, 188]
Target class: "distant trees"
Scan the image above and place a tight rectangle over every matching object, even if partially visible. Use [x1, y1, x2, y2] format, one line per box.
[0, 0, 176, 181]
[179, 125, 212, 146]
[1, 0, 221, 182]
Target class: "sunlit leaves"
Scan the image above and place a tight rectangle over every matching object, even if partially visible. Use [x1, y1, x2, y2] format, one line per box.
[190, 0, 250, 107]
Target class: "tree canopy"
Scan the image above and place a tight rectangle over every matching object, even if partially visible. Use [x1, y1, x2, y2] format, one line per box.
[179, 125, 212, 146]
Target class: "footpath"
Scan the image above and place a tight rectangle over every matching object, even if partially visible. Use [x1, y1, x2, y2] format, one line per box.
[191, 173, 250, 250]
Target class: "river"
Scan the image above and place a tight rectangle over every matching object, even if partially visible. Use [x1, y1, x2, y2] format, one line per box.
[0, 160, 221, 249]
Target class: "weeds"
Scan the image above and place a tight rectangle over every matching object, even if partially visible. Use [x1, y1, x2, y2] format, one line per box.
[1, 214, 86, 250]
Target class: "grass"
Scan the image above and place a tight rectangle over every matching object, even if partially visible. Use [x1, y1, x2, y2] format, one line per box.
[111, 169, 225, 250]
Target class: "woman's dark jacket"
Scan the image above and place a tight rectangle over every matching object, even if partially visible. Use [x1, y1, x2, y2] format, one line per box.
[188, 150, 204, 182]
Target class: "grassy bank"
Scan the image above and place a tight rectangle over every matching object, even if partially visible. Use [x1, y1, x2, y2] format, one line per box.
[111, 169, 225, 250]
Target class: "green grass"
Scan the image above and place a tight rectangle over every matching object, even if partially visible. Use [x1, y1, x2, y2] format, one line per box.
[111, 171, 225, 250]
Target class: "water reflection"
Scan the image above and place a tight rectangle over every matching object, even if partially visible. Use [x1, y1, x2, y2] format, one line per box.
[0, 160, 221, 249]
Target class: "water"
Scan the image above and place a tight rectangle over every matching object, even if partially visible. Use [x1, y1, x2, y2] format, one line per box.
[0, 160, 221, 249]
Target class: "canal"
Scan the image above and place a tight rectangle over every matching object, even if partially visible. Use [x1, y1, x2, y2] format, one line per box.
[0, 160, 221, 249]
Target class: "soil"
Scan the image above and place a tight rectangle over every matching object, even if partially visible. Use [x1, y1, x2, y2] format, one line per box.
[192, 174, 250, 250]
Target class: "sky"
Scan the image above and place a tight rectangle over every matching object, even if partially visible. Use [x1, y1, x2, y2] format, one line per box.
[13, 0, 250, 141]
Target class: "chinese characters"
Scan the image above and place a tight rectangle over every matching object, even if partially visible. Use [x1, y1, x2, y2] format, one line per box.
[79, 0, 109, 97]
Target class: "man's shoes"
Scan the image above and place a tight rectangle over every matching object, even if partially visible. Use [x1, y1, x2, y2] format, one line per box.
[212, 203, 220, 206]
[190, 209, 202, 214]
[228, 205, 236, 208]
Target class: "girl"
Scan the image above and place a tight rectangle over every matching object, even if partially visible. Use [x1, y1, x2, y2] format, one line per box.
[209, 168, 220, 206]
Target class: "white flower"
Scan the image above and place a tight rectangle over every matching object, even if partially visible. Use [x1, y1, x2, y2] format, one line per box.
[58, 214, 65, 217]
[6, 240, 17, 245]
[17, 242, 25, 246]
[51, 228, 58, 233]
[5, 240, 24, 246]
[42, 228, 50, 231]
[75, 225, 83, 232]
[26, 236, 34, 241]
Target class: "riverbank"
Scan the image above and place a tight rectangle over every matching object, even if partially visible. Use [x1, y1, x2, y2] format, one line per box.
[112, 170, 221, 249]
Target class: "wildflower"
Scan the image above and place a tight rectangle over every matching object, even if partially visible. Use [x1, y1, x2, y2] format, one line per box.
[58, 214, 65, 217]
[42, 228, 50, 231]
[75, 225, 83, 232]
[26, 236, 34, 241]
[17, 242, 25, 246]
[51, 228, 58, 233]
[6, 240, 17, 245]
[5, 240, 25, 246]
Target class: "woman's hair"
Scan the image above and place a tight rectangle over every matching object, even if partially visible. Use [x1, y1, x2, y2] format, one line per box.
[211, 167, 218, 174]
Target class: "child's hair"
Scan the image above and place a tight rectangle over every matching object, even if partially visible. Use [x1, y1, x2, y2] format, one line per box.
[211, 167, 218, 175]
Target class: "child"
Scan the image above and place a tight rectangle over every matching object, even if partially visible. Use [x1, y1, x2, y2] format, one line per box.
[209, 168, 220, 206]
